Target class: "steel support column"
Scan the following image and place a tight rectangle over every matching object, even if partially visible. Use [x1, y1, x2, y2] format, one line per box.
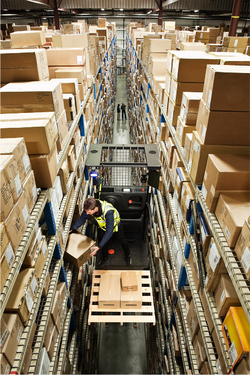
[229, 0, 243, 36]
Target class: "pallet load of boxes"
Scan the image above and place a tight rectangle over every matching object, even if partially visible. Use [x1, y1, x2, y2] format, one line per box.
[0, 18, 117, 374]
[127, 21, 250, 375]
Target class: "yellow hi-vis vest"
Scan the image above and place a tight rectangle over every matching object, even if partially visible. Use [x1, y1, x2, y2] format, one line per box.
[95, 200, 120, 232]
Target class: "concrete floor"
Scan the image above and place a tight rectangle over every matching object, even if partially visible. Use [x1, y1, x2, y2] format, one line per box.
[97, 75, 149, 375]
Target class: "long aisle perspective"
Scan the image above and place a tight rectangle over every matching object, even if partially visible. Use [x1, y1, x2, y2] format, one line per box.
[97, 73, 148, 375]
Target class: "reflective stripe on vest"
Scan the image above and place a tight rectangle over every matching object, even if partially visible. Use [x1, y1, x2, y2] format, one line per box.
[95, 200, 120, 232]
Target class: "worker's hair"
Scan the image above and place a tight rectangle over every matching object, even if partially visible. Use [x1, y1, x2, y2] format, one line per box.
[84, 197, 97, 211]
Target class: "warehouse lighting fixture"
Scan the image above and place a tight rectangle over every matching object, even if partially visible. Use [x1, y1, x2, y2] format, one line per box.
[120, 8, 123, 11]
[101, 8, 105, 11]
[147, 10, 153, 14]
[27, 0, 47, 4]
[194, 10, 199, 12]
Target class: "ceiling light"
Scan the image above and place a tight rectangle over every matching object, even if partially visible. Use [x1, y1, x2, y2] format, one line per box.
[147, 10, 153, 14]
[3, 8, 8, 11]
[27, 0, 47, 4]
[120, 8, 123, 11]
[101, 8, 105, 11]
[194, 10, 199, 12]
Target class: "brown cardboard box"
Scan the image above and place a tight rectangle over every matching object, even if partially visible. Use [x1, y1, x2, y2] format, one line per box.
[6, 268, 38, 325]
[215, 192, 250, 247]
[23, 170, 37, 214]
[64, 233, 95, 268]
[44, 314, 54, 351]
[172, 52, 219, 82]
[99, 273, 121, 309]
[56, 110, 69, 151]
[47, 325, 58, 361]
[189, 131, 250, 185]
[149, 38, 171, 53]
[55, 68, 85, 84]
[5, 192, 29, 252]
[186, 299, 199, 342]
[180, 182, 195, 219]
[216, 356, 227, 375]
[62, 351, 71, 375]
[0, 222, 13, 260]
[180, 92, 203, 124]
[167, 98, 180, 126]
[200, 361, 211, 374]
[0, 154, 22, 205]
[0, 81, 64, 122]
[188, 250, 200, 292]
[30, 144, 58, 189]
[0, 49, 49, 83]
[165, 137, 176, 168]
[23, 227, 42, 267]
[199, 212, 211, 256]
[0, 161, 14, 222]
[50, 291, 60, 326]
[199, 289, 213, 333]
[98, 18, 106, 28]
[31, 236, 48, 280]
[202, 65, 250, 111]
[51, 78, 78, 95]
[174, 167, 190, 200]
[21, 321, 36, 374]
[46, 47, 86, 66]
[235, 353, 250, 374]
[58, 158, 70, 195]
[0, 353, 11, 375]
[171, 148, 183, 176]
[52, 33, 89, 48]
[63, 93, 76, 121]
[234, 217, 250, 281]
[67, 145, 76, 172]
[214, 274, 240, 317]
[0, 314, 10, 350]
[1, 314, 23, 366]
[42, 272, 50, 297]
[1, 237, 15, 291]
[193, 333, 204, 370]
[196, 99, 250, 146]
[121, 275, 142, 309]
[10, 30, 46, 48]
[0, 118, 58, 155]
[223, 36, 248, 49]
[205, 238, 227, 292]
[0, 137, 31, 184]
[202, 154, 250, 212]
[184, 133, 193, 162]
[176, 116, 195, 146]
[170, 78, 203, 106]
[121, 271, 138, 291]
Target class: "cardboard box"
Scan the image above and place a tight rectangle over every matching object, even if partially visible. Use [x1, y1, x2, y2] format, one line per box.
[223, 36, 248, 49]
[188, 249, 200, 292]
[234, 216, 250, 281]
[98, 273, 121, 309]
[64, 233, 96, 268]
[50, 291, 60, 326]
[235, 353, 250, 374]
[51, 78, 78, 94]
[0, 49, 49, 83]
[174, 167, 190, 200]
[30, 144, 58, 189]
[149, 38, 171, 53]
[0, 353, 11, 375]
[0, 161, 14, 222]
[0, 222, 13, 260]
[176, 116, 195, 146]
[184, 133, 193, 162]
[200, 361, 211, 374]
[67, 145, 76, 172]
[10, 30, 46, 47]
[205, 237, 227, 292]
[202, 154, 250, 212]
[202, 65, 250, 112]
[186, 299, 199, 342]
[0, 81, 64, 122]
[5, 192, 29, 252]
[199, 212, 211, 256]
[215, 192, 250, 248]
[214, 274, 240, 317]
[98, 18, 106, 28]
[55, 67, 85, 83]
[0, 154, 22, 205]
[180, 182, 195, 220]
[37, 347, 50, 375]
[170, 78, 203, 106]
[222, 307, 250, 368]
[121, 271, 138, 291]
[47, 325, 58, 361]
[199, 288, 213, 333]
[172, 52, 219, 82]
[167, 98, 180, 126]
[52, 33, 89, 48]
[121, 274, 142, 309]
[180, 91, 203, 123]
[63, 93, 76, 121]
[42, 272, 50, 297]
[0, 137, 31, 184]
[1, 314, 23, 366]
[23, 170, 37, 214]
[193, 333, 205, 370]
[23, 226, 42, 266]
[196, 98, 250, 146]
[181, 42, 206, 52]
[56, 110, 69, 151]
[30, 236, 48, 280]
[150, 58, 168, 76]
[44, 314, 54, 351]
[1, 237, 15, 291]
[62, 351, 71, 375]
[21, 321, 36, 374]
[189, 131, 250, 185]
[46, 47, 86, 66]
[6, 268, 38, 325]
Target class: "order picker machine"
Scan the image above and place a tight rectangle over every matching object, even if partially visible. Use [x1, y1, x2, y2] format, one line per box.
[85, 144, 161, 270]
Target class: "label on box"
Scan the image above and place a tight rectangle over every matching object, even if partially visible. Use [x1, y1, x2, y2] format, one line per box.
[23, 154, 31, 174]
[4, 364, 10, 375]
[225, 226, 231, 239]
[207, 89, 212, 109]
[209, 242, 220, 272]
[22, 205, 29, 225]
[26, 287, 34, 312]
[32, 185, 37, 204]
[234, 39, 238, 47]
[14, 174, 22, 197]
[167, 80, 170, 93]
[201, 225, 206, 244]
[172, 87, 177, 102]
[5, 242, 15, 268]
[229, 342, 238, 365]
[31, 276, 38, 296]
[53, 117, 58, 134]
[56, 151, 59, 167]
[17, 326, 23, 342]
[204, 171, 207, 181]
[177, 175, 181, 187]
[241, 247, 250, 273]
[201, 125, 207, 143]
[193, 140, 200, 155]
[180, 106, 184, 120]
[216, 359, 223, 375]
[179, 124, 183, 140]
[210, 185, 215, 197]
[201, 184, 207, 200]
[187, 159, 192, 173]
[185, 195, 190, 209]
[167, 58, 171, 73]
[42, 240, 47, 257]
[220, 289, 226, 303]
[77, 55, 83, 65]
[37, 228, 42, 245]
[0, 328, 8, 347]
[172, 57, 179, 80]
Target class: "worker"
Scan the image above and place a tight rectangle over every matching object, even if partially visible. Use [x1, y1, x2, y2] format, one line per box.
[70, 197, 131, 268]
[121, 102, 127, 120]
[117, 103, 121, 121]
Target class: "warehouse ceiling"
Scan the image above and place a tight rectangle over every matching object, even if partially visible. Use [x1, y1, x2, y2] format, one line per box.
[1, 0, 250, 21]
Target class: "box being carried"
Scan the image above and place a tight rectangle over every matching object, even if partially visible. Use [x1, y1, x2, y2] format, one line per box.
[64, 233, 96, 267]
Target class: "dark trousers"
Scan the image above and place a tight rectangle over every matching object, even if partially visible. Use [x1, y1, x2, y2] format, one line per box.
[97, 224, 130, 258]
[122, 110, 127, 120]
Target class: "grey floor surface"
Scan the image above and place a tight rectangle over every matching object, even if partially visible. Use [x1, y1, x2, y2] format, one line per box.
[97, 75, 149, 375]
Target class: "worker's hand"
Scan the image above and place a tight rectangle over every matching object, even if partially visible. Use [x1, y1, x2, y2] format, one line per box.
[90, 246, 99, 257]
[69, 229, 78, 235]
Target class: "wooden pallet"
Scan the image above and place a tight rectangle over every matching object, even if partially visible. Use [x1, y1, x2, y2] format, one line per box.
[88, 270, 155, 325]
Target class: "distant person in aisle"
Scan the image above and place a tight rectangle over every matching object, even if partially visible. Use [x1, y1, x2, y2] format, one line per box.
[117, 104, 121, 121]
[121, 103, 127, 120]
[69, 197, 131, 268]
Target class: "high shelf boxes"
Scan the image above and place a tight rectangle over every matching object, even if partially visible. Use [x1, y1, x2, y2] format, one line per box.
[10, 30, 46, 48]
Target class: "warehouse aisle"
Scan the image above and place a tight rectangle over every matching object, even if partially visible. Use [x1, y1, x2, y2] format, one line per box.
[97, 74, 148, 375]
